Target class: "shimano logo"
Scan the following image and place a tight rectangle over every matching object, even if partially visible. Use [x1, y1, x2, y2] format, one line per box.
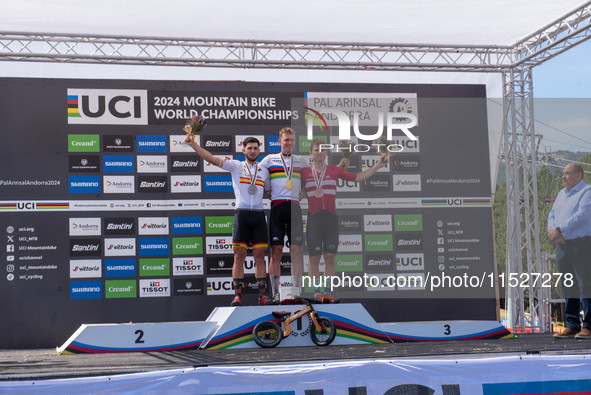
[139, 141, 165, 147]
[71, 182, 99, 187]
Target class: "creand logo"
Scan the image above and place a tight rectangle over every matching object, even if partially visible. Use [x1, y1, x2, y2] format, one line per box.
[67, 89, 148, 125]
[305, 107, 417, 149]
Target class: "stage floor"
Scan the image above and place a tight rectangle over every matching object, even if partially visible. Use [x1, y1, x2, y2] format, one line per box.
[1, 334, 591, 381]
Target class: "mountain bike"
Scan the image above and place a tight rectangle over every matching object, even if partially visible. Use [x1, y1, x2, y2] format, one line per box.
[252, 298, 336, 347]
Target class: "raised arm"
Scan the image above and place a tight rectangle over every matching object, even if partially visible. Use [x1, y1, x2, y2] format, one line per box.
[184, 134, 221, 167]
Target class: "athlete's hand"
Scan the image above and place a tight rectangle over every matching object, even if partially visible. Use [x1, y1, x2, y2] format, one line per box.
[376, 154, 389, 167]
[184, 133, 193, 144]
[299, 190, 305, 201]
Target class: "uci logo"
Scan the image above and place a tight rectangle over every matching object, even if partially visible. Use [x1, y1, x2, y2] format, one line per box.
[17, 202, 35, 210]
[67, 89, 148, 125]
[447, 199, 463, 206]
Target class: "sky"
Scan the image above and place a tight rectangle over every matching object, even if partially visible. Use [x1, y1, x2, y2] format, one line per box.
[531, 38, 591, 153]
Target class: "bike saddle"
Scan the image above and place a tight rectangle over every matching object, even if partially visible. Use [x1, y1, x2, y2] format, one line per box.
[272, 311, 292, 318]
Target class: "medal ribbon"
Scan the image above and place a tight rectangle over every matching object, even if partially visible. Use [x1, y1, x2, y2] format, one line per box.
[245, 162, 259, 187]
[280, 153, 293, 182]
[312, 163, 327, 191]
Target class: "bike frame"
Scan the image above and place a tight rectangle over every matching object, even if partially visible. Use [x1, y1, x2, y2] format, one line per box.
[281, 305, 325, 337]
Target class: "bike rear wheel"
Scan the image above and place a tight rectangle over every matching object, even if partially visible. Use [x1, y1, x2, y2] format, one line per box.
[252, 321, 282, 348]
[310, 317, 336, 346]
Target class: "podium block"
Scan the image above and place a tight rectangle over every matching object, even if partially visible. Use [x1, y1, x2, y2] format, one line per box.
[380, 320, 514, 342]
[57, 321, 218, 354]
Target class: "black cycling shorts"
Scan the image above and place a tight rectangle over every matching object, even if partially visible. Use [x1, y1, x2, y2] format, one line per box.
[269, 201, 303, 247]
[306, 210, 339, 256]
[232, 210, 268, 250]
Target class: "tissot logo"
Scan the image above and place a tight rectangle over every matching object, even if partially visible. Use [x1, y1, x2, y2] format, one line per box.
[139, 279, 171, 297]
[138, 217, 169, 235]
[69, 155, 100, 172]
[137, 176, 167, 193]
[104, 218, 136, 235]
[104, 238, 136, 257]
[203, 136, 233, 152]
[69, 218, 101, 236]
[67, 89, 148, 125]
[70, 239, 102, 257]
[103, 135, 134, 152]
[206, 277, 233, 295]
[137, 155, 168, 173]
[170, 155, 200, 173]
[172, 257, 203, 276]
[396, 253, 425, 271]
[395, 234, 423, 251]
[205, 236, 233, 254]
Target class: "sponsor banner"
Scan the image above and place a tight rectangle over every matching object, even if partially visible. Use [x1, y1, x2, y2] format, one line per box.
[103, 155, 134, 173]
[361, 175, 390, 192]
[397, 272, 426, 290]
[393, 174, 421, 192]
[70, 238, 102, 257]
[364, 253, 395, 273]
[206, 276, 233, 295]
[69, 217, 101, 236]
[139, 237, 170, 256]
[102, 135, 134, 152]
[366, 273, 396, 292]
[280, 253, 291, 275]
[103, 176, 135, 194]
[170, 155, 200, 173]
[392, 136, 420, 153]
[267, 139, 281, 153]
[335, 254, 363, 272]
[203, 155, 231, 173]
[137, 155, 168, 173]
[69, 176, 101, 193]
[138, 217, 169, 235]
[361, 155, 390, 172]
[203, 175, 233, 192]
[235, 135, 265, 153]
[139, 279, 171, 297]
[172, 257, 204, 276]
[396, 253, 425, 271]
[173, 237, 203, 255]
[69, 259, 102, 278]
[365, 234, 393, 252]
[105, 259, 136, 277]
[137, 175, 167, 193]
[67, 89, 148, 125]
[173, 277, 205, 296]
[395, 214, 423, 231]
[206, 256, 233, 275]
[330, 153, 361, 173]
[392, 155, 420, 172]
[139, 258, 170, 276]
[171, 175, 201, 193]
[203, 135, 233, 152]
[205, 216, 234, 234]
[396, 233, 424, 251]
[104, 217, 136, 235]
[338, 234, 363, 252]
[69, 155, 100, 172]
[104, 238, 136, 257]
[137, 135, 167, 153]
[364, 215, 393, 232]
[243, 255, 268, 275]
[298, 135, 326, 154]
[70, 280, 102, 299]
[303, 255, 325, 274]
[68, 134, 100, 152]
[169, 135, 198, 152]
[105, 280, 136, 298]
[172, 216, 202, 234]
[337, 215, 362, 232]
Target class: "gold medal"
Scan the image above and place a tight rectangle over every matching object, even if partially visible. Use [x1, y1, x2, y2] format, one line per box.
[314, 189, 324, 198]
[285, 180, 294, 190]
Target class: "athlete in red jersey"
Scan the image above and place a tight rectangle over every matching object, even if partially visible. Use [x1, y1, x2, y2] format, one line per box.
[302, 138, 387, 303]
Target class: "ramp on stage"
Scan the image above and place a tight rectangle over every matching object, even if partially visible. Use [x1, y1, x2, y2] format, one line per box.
[1, 334, 590, 380]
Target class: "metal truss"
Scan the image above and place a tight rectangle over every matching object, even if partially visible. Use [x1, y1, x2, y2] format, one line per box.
[1, 2, 591, 333]
[502, 68, 546, 333]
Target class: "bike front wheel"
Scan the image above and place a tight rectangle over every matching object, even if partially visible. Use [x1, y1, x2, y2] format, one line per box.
[252, 321, 282, 348]
[310, 317, 336, 346]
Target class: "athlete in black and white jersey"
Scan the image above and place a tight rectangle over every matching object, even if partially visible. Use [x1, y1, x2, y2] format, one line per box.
[259, 128, 309, 303]
[185, 134, 272, 306]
